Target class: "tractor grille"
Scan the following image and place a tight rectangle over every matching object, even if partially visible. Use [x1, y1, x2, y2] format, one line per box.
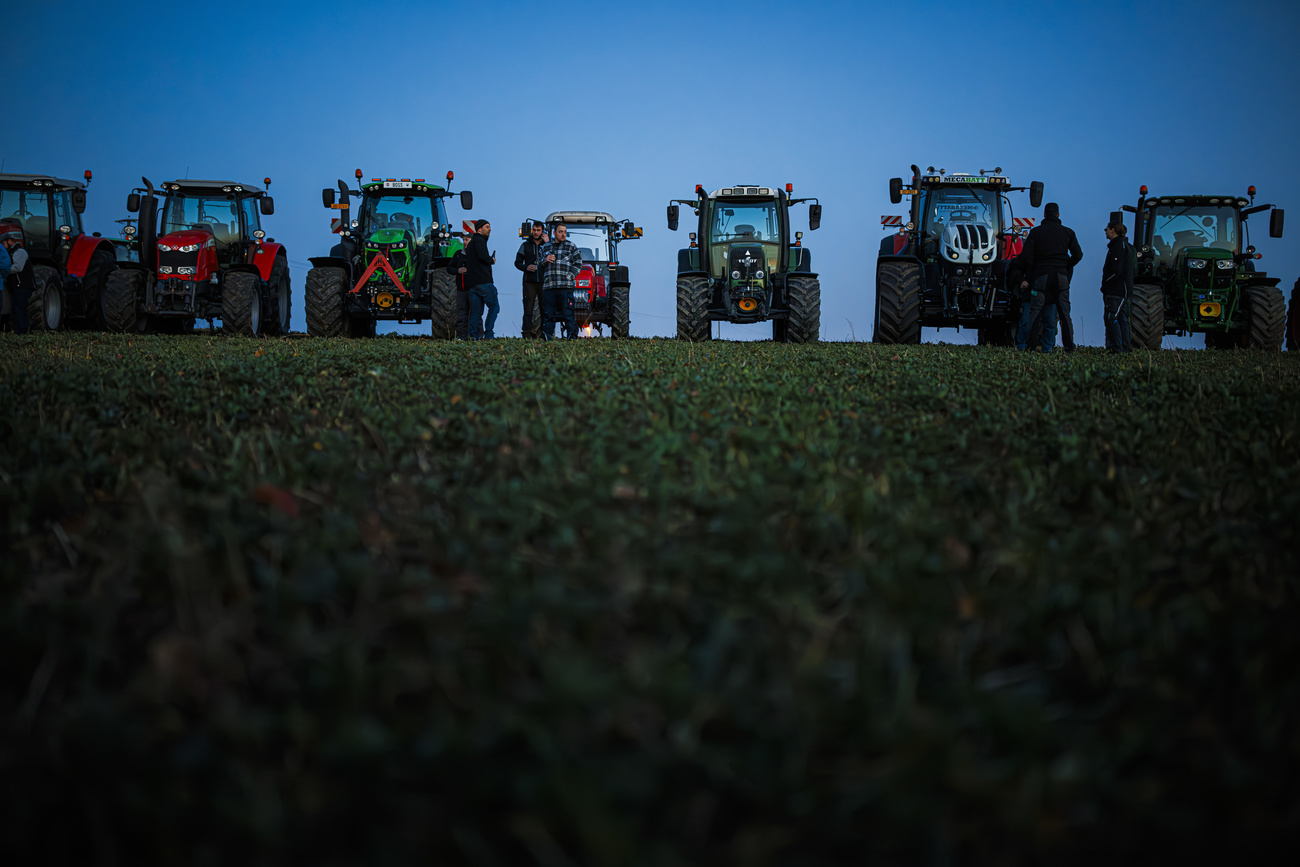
[159, 249, 198, 277]
[952, 224, 990, 249]
[1188, 268, 1212, 290]
[368, 247, 409, 282]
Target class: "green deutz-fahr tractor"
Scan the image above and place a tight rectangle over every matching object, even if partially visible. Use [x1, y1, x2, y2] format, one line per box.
[1115, 185, 1285, 350]
[874, 165, 1043, 346]
[306, 170, 472, 337]
[667, 183, 822, 342]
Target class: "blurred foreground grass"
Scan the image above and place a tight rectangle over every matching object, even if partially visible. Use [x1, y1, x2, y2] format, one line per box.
[2, 333, 1298, 864]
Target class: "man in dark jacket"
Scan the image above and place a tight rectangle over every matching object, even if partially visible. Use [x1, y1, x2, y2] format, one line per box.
[446, 241, 475, 339]
[1, 222, 32, 334]
[464, 219, 500, 339]
[1015, 202, 1083, 352]
[1101, 220, 1134, 352]
[515, 221, 547, 339]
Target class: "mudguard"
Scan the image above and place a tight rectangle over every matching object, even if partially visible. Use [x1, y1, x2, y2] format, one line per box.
[251, 241, 286, 281]
[309, 255, 350, 271]
[65, 235, 116, 278]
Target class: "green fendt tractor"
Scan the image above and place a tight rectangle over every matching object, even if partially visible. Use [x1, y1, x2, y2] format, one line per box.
[1114, 185, 1285, 350]
[667, 183, 822, 342]
[305, 171, 472, 337]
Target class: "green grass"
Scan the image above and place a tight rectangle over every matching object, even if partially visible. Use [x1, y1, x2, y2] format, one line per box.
[2, 333, 1298, 864]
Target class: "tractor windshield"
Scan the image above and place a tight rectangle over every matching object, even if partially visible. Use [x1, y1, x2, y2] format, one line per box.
[1147, 203, 1239, 267]
[563, 225, 610, 263]
[922, 186, 1001, 236]
[161, 195, 242, 244]
[708, 199, 780, 275]
[0, 187, 53, 257]
[360, 194, 445, 243]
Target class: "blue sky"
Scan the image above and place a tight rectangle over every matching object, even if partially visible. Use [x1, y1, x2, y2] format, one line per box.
[8, 0, 1300, 345]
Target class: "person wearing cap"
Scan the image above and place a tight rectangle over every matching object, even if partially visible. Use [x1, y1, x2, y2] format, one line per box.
[537, 222, 583, 340]
[1, 221, 32, 334]
[1101, 220, 1134, 353]
[515, 221, 547, 339]
[1015, 202, 1083, 352]
[464, 219, 499, 339]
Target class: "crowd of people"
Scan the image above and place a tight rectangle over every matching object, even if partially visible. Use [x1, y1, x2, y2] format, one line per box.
[446, 218, 586, 340]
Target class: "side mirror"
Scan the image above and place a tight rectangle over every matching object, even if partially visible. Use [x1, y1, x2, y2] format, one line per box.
[667, 204, 679, 231]
[1270, 208, 1284, 238]
[460, 190, 473, 210]
[888, 177, 903, 205]
[71, 190, 87, 214]
[809, 203, 822, 231]
[520, 221, 531, 237]
[127, 192, 140, 213]
[260, 196, 275, 216]
[323, 188, 335, 207]
[623, 221, 634, 237]
[1109, 210, 1124, 227]
[1030, 181, 1044, 209]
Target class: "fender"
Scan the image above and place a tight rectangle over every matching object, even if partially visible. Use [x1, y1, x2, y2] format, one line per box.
[64, 235, 117, 278]
[250, 241, 286, 281]
[1242, 275, 1282, 289]
[876, 253, 924, 268]
[309, 255, 349, 271]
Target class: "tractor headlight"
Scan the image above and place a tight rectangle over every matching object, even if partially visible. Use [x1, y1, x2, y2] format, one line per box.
[755, 270, 764, 279]
[158, 243, 172, 251]
[731, 270, 741, 280]
[178, 243, 199, 253]
[982, 252, 992, 260]
[1215, 259, 1234, 270]
[1188, 259, 1208, 269]
[948, 251, 958, 259]
[177, 267, 196, 275]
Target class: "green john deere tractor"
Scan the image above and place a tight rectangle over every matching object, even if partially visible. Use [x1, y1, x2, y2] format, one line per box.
[1115, 185, 1285, 350]
[306, 171, 471, 337]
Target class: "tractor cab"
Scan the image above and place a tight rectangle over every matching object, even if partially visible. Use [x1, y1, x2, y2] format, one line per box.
[128, 178, 276, 280]
[0, 173, 87, 262]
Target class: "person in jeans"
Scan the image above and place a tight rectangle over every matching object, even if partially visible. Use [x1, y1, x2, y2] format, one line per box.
[463, 219, 500, 339]
[1015, 202, 1083, 352]
[515, 221, 547, 338]
[538, 222, 582, 340]
[1100, 220, 1133, 352]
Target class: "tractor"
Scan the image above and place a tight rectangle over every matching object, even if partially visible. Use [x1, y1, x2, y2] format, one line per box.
[0, 170, 119, 330]
[667, 183, 822, 342]
[102, 177, 289, 336]
[1113, 186, 1285, 350]
[875, 165, 1043, 345]
[305, 171, 471, 338]
[518, 211, 642, 337]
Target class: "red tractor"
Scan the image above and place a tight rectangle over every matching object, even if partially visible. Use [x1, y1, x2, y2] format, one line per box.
[102, 177, 289, 335]
[0, 170, 119, 330]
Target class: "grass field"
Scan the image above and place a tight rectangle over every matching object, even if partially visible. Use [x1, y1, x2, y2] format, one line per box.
[2, 333, 1299, 864]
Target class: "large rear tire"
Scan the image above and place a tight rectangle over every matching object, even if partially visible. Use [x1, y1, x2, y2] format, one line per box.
[785, 275, 820, 343]
[1244, 284, 1285, 351]
[222, 271, 264, 337]
[873, 261, 921, 344]
[26, 265, 64, 331]
[102, 269, 147, 333]
[676, 276, 709, 341]
[305, 266, 347, 337]
[265, 256, 292, 335]
[1128, 283, 1164, 350]
[428, 268, 457, 339]
[1288, 277, 1300, 351]
[610, 283, 630, 338]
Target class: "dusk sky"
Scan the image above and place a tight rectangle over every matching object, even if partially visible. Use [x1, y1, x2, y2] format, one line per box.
[9, 0, 1299, 345]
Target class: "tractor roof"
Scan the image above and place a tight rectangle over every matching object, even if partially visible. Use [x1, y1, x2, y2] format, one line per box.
[161, 179, 266, 195]
[0, 173, 86, 191]
[1147, 194, 1249, 207]
[917, 171, 1009, 187]
[546, 211, 616, 225]
[710, 185, 777, 198]
[360, 179, 446, 194]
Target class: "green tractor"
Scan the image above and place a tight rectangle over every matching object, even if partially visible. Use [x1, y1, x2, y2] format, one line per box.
[306, 170, 471, 337]
[667, 183, 822, 342]
[1115, 185, 1285, 350]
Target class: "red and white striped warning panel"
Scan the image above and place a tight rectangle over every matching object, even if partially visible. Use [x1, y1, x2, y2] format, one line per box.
[331, 217, 343, 234]
[463, 220, 477, 235]
[881, 215, 903, 227]
[1013, 218, 1036, 228]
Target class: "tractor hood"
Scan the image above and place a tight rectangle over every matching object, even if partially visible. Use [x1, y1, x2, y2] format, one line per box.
[157, 228, 213, 250]
[940, 220, 997, 264]
[367, 228, 410, 245]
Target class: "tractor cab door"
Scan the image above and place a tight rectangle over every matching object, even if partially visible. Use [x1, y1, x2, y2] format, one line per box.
[236, 196, 261, 264]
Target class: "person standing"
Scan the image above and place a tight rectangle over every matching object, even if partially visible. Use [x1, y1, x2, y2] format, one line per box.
[515, 221, 547, 339]
[464, 219, 500, 340]
[446, 239, 476, 339]
[1015, 202, 1083, 352]
[538, 222, 582, 340]
[1, 222, 32, 335]
[1101, 219, 1133, 353]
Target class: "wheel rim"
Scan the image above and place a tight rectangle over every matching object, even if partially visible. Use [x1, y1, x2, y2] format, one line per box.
[46, 285, 63, 330]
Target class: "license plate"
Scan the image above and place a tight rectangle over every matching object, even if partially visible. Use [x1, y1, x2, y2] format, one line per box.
[383, 181, 412, 189]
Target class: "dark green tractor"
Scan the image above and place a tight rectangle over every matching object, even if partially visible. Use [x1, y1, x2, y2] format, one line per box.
[305, 171, 471, 338]
[1115, 186, 1285, 350]
[667, 183, 822, 342]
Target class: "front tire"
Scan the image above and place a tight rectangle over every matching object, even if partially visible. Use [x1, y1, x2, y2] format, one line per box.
[265, 256, 292, 335]
[873, 261, 921, 344]
[676, 276, 709, 341]
[102, 269, 147, 333]
[26, 265, 64, 331]
[305, 266, 346, 337]
[1245, 284, 1285, 351]
[222, 271, 264, 336]
[610, 283, 630, 338]
[785, 275, 820, 343]
[428, 268, 457, 339]
[1287, 277, 1300, 351]
[1128, 283, 1164, 350]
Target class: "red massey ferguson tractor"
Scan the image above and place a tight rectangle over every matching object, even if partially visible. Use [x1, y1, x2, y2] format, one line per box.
[0, 170, 119, 330]
[102, 177, 289, 335]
